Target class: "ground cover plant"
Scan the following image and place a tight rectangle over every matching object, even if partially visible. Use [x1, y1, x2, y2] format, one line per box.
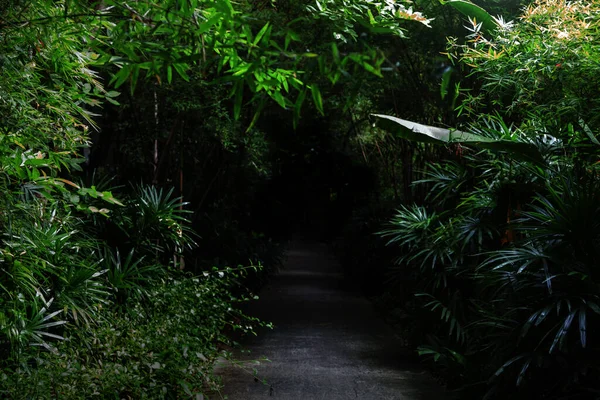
[0, 180, 270, 398]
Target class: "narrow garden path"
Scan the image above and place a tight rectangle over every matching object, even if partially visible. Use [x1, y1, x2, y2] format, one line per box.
[218, 240, 446, 399]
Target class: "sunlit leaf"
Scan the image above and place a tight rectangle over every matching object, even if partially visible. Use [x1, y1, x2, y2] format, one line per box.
[371, 114, 545, 165]
[442, 0, 499, 32]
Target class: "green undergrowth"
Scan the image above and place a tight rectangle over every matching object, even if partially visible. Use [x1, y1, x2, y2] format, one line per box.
[0, 182, 276, 399]
[1, 268, 270, 399]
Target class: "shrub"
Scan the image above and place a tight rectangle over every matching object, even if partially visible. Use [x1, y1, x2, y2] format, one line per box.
[0, 267, 268, 399]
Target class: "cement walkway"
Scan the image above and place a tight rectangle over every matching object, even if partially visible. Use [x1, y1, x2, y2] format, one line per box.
[217, 240, 446, 399]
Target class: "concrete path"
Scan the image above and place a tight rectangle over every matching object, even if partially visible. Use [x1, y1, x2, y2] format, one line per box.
[217, 240, 446, 400]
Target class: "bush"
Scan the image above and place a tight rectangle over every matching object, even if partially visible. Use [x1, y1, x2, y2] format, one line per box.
[0, 267, 268, 399]
[373, 2, 600, 398]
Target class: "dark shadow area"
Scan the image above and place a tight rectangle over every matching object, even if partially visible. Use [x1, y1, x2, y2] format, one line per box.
[249, 116, 378, 242]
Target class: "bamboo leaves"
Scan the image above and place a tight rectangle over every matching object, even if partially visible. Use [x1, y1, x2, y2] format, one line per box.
[311, 85, 324, 116]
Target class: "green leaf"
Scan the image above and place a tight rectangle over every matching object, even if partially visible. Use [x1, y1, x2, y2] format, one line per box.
[371, 114, 545, 165]
[173, 63, 190, 82]
[167, 65, 173, 84]
[442, 0, 498, 32]
[111, 66, 131, 89]
[232, 63, 252, 77]
[311, 85, 324, 116]
[270, 91, 287, 109]
[361, 62, 383, 78]
[253, 22, 270, 46]
[198, 13, 223, 35]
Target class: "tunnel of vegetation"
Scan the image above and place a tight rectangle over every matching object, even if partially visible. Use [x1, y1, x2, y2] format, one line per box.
[0, 0, 598, 399]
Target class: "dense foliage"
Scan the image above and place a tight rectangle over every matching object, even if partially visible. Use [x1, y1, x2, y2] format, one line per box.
[2, 0, 598, 398]
[0, 0, 430, 397]
[372, 1, 600, 399]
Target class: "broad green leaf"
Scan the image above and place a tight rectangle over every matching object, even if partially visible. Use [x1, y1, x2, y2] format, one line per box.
[371, 114, 545, 165]
[442, 0, 498, 32]
[373, 114, 482, 142]
[24, 159, 50, 167]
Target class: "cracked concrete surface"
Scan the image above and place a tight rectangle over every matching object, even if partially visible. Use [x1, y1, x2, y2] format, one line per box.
[217, 240, 447, 399]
